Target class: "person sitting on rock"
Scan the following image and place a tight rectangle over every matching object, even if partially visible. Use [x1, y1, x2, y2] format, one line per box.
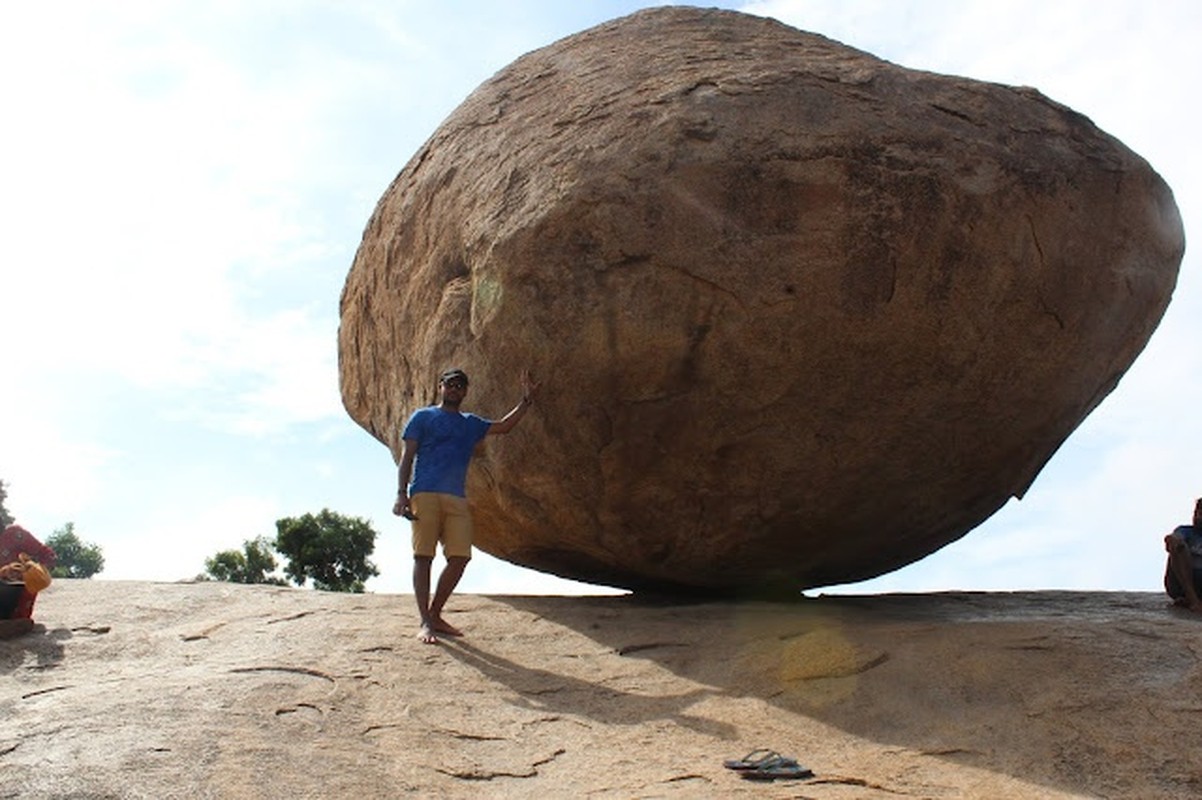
[0, 523, 56, 638]
[0, 553, 52, 638]
[0, 562, 34, 637]
[1164, 497, 1202, 612]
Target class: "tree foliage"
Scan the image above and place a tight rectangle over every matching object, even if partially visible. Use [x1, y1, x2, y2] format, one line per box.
[0, 479, 13, 528]
[203, 537, 287, 585]
[45, 523, 105, 579]
[274, 509, 379, 593]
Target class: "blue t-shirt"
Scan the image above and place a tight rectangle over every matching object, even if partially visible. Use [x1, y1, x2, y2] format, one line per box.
[1174, 525, 1202, 568]
[402, 406, 492, 497]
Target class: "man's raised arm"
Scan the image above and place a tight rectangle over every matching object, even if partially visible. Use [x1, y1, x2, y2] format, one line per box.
[489, 370, 540, 436]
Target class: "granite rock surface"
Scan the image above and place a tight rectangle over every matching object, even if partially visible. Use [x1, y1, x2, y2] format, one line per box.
[339, 7, 1184, 592]
[3, 580, 1201, 798]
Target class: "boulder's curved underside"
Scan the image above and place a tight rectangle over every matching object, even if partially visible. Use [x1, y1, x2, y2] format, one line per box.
[339, 7, 1184, 593]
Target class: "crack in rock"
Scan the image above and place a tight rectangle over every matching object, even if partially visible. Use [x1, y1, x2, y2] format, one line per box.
[617, 642, 687, 655]
[228, 665, 335, 683]
[22, 685, 71, 700]
[811, 775, 907, 794]
[435, 748, 566, 781]
[267, 611, 321, 625]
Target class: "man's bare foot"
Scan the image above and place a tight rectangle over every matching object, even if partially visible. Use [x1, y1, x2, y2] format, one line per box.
[417, 624, 439, 644]
[431, 617, 463, 637]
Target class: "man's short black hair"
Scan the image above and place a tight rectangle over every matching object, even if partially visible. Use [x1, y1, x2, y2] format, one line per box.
[440, 368, 469, 386]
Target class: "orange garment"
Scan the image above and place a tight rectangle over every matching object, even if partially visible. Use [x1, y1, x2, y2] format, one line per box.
[0, 525, 56, 620]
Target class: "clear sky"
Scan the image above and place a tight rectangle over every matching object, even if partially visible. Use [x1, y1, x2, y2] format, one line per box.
[1, 1, 1197, 596]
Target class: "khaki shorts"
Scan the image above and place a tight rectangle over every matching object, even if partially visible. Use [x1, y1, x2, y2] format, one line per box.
[410, 492, 473, 559]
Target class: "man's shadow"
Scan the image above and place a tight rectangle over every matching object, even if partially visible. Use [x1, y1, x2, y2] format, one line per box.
[441, 636, 736, 739]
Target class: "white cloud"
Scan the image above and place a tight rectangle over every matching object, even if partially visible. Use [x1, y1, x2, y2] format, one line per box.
[1, 2, 359, 437]
[96, 492, 284, 582]
[0, 427, 119, 528]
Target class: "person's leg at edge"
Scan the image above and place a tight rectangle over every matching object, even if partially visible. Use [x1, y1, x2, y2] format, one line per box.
[1164, 534, 1202, 612]
[413, 555, 439, 643]
[427, 494, 473, 638]
[428, 556, 469, 637]
[410, 492, 444, 643]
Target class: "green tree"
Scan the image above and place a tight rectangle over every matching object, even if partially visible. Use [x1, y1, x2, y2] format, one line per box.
[274, 509, 379, 593]
[45, 523, 105, 579]
[203, 537, 287, 585]
[0, 479, 13, 528]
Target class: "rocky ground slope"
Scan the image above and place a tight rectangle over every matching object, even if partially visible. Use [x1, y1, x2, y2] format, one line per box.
[3, 581, 1200, 798]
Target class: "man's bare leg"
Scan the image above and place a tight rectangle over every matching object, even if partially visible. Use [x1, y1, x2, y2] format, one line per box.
[1164, 534, 1202, 612]
[413, 555, 439, 643]
[428, 556, 470, 637]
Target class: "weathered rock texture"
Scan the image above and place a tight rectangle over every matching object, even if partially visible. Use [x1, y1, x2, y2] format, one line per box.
[5, 581, 1202, 798]
[339, 7, 1184, 592]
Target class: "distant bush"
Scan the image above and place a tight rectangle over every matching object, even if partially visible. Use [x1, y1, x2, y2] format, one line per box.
[203, 537, 287, 585]
[46, 523, 105, 579]
[274, 509, 379, 593]
[0, 479, 12, 528]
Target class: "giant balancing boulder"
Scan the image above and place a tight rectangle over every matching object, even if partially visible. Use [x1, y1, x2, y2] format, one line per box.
[339, 7, 1183, 593]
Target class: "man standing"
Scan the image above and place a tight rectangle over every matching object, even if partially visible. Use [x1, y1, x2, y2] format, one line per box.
[1164, 497, 1202, 613]
[394, 368, 538, 643]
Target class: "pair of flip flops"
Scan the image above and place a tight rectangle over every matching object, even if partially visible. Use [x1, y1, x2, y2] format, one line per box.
[723, 748, 813, 780]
